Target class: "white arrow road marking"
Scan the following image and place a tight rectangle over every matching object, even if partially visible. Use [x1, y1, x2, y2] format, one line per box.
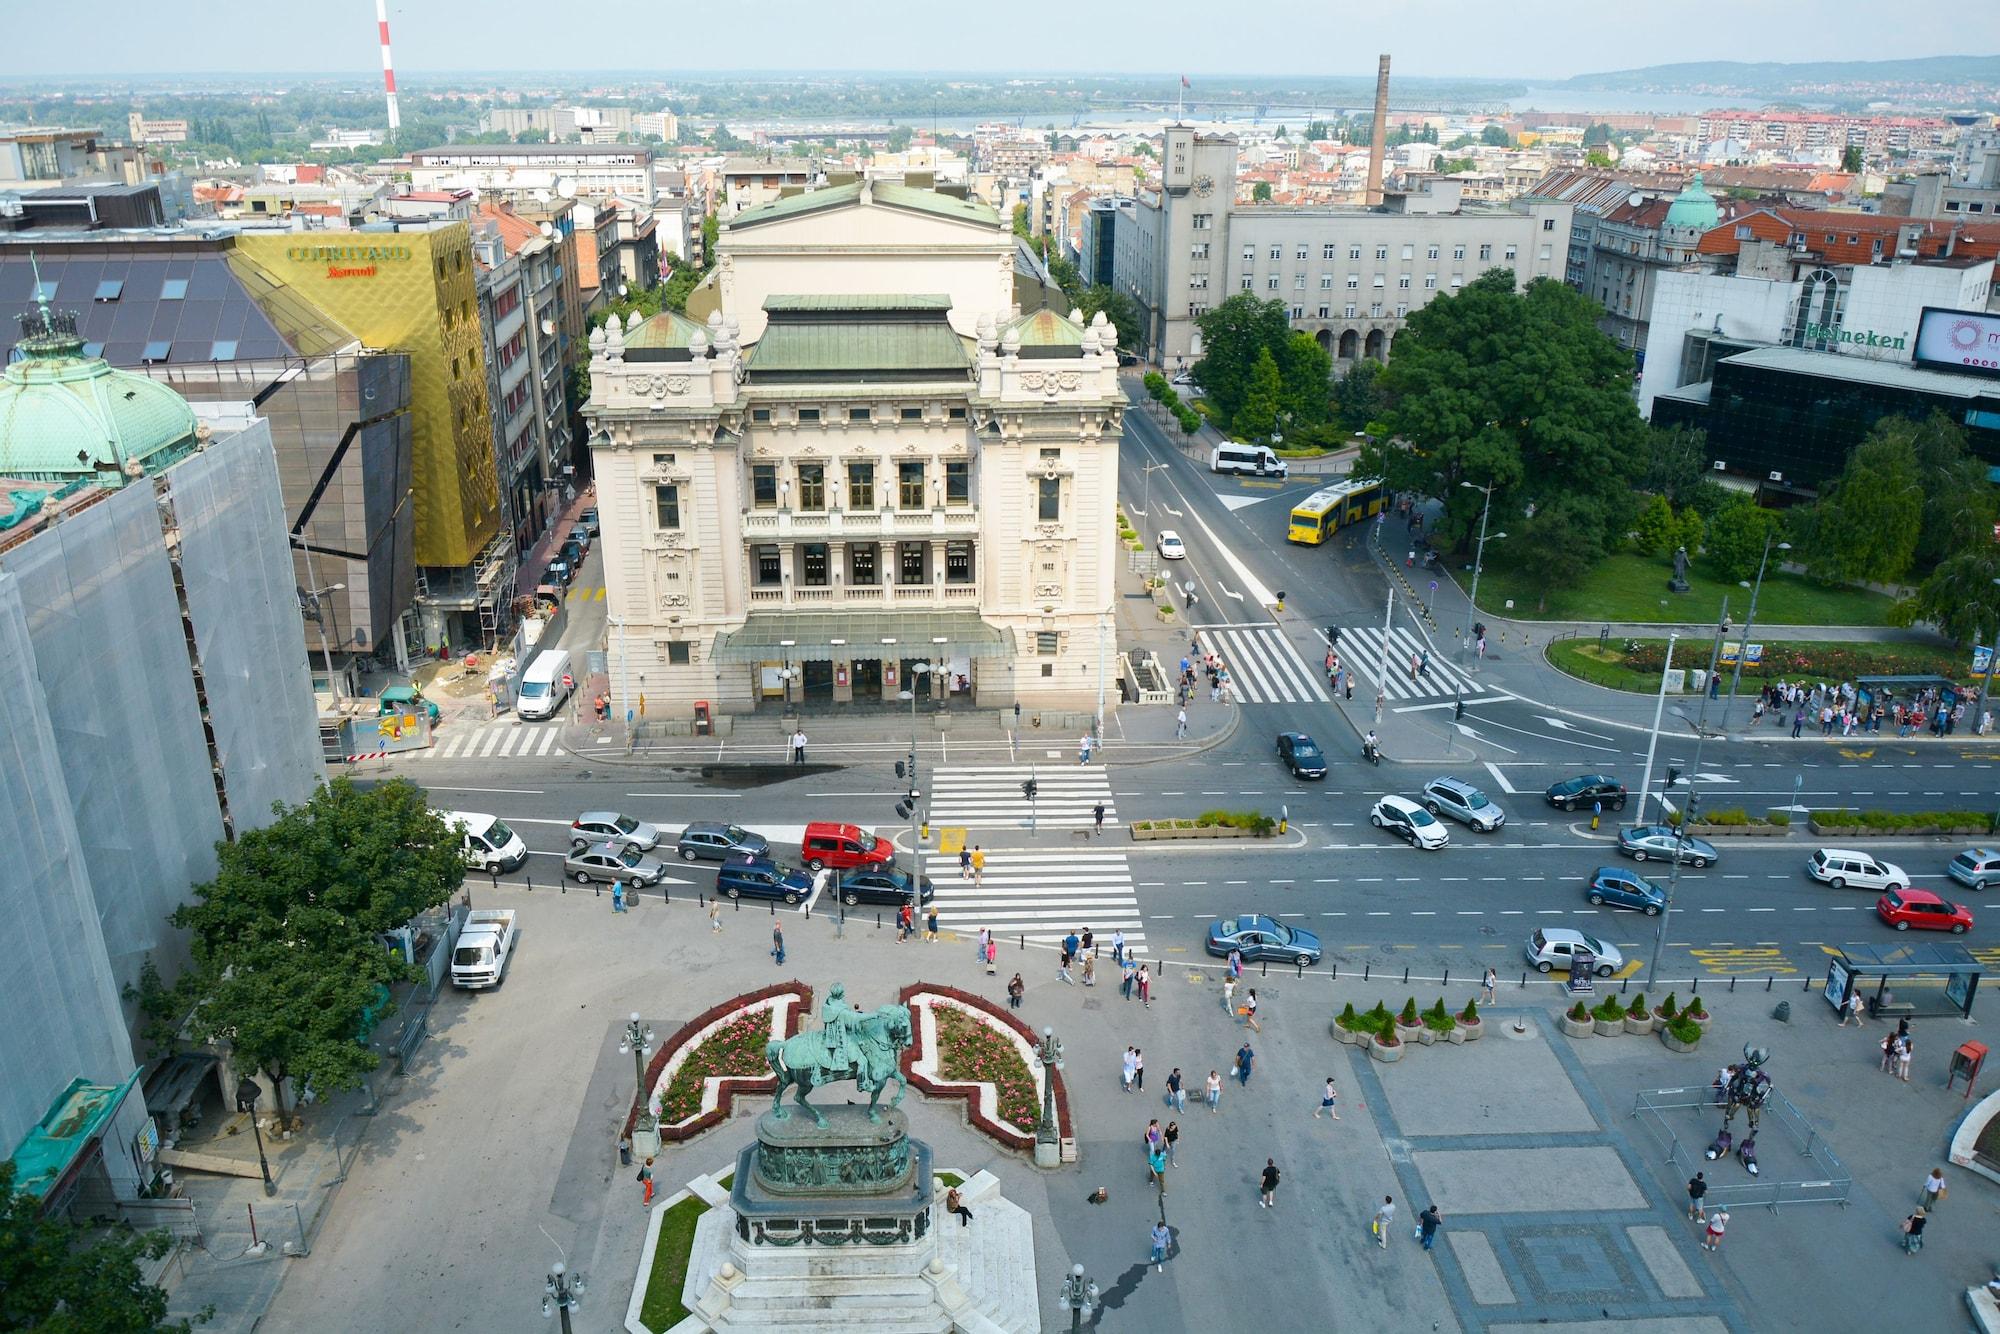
[1483, 761, 1518, 794]
[1221, 584, 1245, 601]
[1452, 723, 1517, 755]
[1470, 714, 1627, 754]
[1125, 506, 1147, 517]
[1692, 772, 1740, 784]
[1536, 716, 1617, 741]
[1217, 496, 1262, 512]
[1164, 504, 1185, 516]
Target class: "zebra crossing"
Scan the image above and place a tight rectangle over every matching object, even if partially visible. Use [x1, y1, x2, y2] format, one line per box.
[415, 719, 565, 761]
[1334, 624, 1496, 702]
[922, 849, 1145, 951]
[1196, 624, 1331, 705]
[926, 765, 1117, 830]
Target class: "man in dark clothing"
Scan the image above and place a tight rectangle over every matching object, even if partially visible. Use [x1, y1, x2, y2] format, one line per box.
[1418, 1205, 1442, 1250]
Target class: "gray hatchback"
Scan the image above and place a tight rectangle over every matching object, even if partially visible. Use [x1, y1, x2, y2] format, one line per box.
[676, 821, 771, 863]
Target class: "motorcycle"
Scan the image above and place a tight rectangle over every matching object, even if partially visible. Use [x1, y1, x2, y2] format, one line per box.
[1361, 742, 1381, 766]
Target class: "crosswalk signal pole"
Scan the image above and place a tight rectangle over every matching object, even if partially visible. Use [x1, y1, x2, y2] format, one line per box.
[1023, 772, 1038, 834]
[1375, 587, 1393, 728]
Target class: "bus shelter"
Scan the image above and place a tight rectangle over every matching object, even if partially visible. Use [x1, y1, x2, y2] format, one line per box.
[1822, 942, 1982, 1021]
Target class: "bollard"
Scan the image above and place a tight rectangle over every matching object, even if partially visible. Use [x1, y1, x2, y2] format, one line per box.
[1261, 960, 1268, 977]
[1329, 963, 1336, 981]
[1364, 963, 1371, 981]
[1802, 974, 1812, 992]
[1442, 967, 1450, 989]
[525, 873, 533, 892]
[490, 869, 500, 893]
[1765, 975, 1773, 991]
[1402, 966, 1409, 985]
[1520, 972, 1527, 989]
[1020, 934, 1026, 951]
[662, 882, 669, 904]
[1296, 957, 1304, 979]
[1620, 976, 1629, 994]
[1728, 976, 1736, 992]
[734, 897, 740, 912]
[594, 881, 602, 897]
[770, 902, 776, 915]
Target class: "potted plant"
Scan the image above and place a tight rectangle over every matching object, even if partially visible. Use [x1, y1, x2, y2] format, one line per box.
[1559, 1000, 1594, 1038]
[1395, 996, 1423, 1038]
[1331, 1001, 1363, 1045]
[1424, 997, 1461, 1044]
[1658, 993, 1679, 1023]
[1623, 992, 1656, 1035]
[1458, 997, 1484, 1042]
[1590, 995, 1627, 1036]
[1684, 994, 1711, 1029]
[1369, 1023, 1404, 1063]
[1660, 1012, 1703, 1053]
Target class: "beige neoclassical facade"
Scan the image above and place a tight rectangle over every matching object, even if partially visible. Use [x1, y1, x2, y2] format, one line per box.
[583, 180, 1123, 719]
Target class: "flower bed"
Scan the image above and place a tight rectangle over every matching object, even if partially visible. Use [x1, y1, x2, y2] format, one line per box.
[1130, 809, 1275, 840]
[625, 981, 812, 1143]
[901, 983, 1071, 1154]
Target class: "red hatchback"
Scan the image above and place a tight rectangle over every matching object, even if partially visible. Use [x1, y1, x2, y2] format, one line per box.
[1875, 888, 1973, 934]
[799, 821, 894, 873]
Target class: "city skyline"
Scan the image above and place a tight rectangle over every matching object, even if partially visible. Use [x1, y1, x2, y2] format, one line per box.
[0, 0, 1990, 82]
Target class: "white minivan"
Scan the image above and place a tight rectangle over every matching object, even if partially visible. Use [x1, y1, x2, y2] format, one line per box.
[515, 648, 573, 721]
[1209, 442, 1288, 478]
[440, 810, 528, 873]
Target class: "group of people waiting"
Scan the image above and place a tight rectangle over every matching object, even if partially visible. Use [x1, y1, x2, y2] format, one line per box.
[1753, 679, 1989, 738]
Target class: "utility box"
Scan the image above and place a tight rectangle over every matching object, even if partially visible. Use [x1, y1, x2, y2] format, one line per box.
[693, 700, 712, 736]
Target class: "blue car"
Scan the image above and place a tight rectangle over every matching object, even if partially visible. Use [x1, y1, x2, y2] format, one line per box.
[1585, 865, 1666, 915]
[1205, 914, 1321, 965]
[716, 855, 814, 905]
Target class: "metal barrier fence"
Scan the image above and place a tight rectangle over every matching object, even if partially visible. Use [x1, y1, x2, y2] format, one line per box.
[1630, 1085, 1851, 1211]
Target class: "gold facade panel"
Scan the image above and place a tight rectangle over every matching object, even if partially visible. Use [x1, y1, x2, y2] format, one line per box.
[233, 229, 501, 567]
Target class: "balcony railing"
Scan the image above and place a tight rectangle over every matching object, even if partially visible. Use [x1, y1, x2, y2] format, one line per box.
[738, 507, 979, 538]
[738, 583, 972, 610]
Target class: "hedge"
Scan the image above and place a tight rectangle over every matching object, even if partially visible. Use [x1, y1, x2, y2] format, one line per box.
[1809, 808, 1992, 831]
[1195, 809, 1276, 833]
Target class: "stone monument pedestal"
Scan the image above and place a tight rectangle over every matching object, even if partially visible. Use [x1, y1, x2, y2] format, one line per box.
[678, 1107, 1036, 1333]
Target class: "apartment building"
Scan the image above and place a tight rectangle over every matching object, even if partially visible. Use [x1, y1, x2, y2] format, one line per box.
[405, 142, 656, 207]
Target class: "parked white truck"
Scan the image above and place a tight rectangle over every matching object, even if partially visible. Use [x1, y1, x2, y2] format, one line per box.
[450, 909, 517, 989]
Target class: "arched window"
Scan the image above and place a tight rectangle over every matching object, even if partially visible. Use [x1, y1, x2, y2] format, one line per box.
[1792, 268, 1843, 349]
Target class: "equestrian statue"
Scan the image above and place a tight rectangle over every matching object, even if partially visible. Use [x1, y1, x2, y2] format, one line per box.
[765, 983, 914, 1127]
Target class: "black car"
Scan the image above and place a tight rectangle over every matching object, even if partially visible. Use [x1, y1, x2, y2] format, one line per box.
[1276, 731, 1328, 779]
[559, 539, 585, 568]
[1545, 774, 1627, 812]
[835, 866, 935, 907]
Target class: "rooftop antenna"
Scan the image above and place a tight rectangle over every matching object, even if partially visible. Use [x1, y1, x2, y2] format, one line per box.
[375, 0, 402, 139]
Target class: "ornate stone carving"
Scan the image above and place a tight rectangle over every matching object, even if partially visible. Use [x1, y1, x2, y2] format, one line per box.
[666, 374, 690, 395]
[1019, 371, 1045, 391]
[1058, 371, 1081, 390]
[1033, 582, 1064, 599]
[661, 591, 691, 609]
[1034, 523, 1063, 539]
[659, 531, 690, 550]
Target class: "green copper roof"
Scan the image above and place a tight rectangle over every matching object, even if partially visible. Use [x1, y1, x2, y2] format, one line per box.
[746, 318, 970, 379]
[732, 181, 864, 228]
[1665, 172, 1719, 233]
[765, 294, 953, 313]
[623, 310, 709, 350]
[0, 305, 199, 485]
[1001, 307, 1087, 349]
[731, 180, 1000, 231]
[870, 182, 1000, 227]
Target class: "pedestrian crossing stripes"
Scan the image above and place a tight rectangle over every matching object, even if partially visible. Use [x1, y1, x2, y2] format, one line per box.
[921, 849, 1145, 950]
[1334, 625, 1496, 702]
[416, 719, 564, 761]
[926, 765, 1116, 829]
[1197, 625, 1330, 705]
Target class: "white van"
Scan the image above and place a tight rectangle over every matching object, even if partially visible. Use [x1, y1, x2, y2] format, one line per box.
[440, 810, 528, 873]
[1210, 442, 1288, 478]
[515, 648, 572, 721]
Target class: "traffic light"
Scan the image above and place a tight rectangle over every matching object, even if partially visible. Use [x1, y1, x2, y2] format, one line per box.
[1022, 778, 1038, 802]
[1453, 699, 1465, 720]
[896, 789, 919, 820]
[1665, 766, 1681, 787]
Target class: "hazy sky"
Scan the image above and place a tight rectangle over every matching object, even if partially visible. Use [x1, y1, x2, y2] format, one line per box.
[0, 0, 1990, 81]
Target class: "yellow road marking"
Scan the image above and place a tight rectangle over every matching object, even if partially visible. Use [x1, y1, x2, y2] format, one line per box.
[1240, 480, 1283, 490]
[1612, 959, 1643, 979]
[938, 827, 967, 855]
[1688, 946, 1797, 976]
[1837, 747, 1874, 761]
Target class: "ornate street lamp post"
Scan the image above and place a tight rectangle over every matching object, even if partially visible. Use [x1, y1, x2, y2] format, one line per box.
[1032, 1025, 1064, 1169]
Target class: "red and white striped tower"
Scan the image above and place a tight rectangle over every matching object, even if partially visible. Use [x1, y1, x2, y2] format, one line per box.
[375, 0, 401, 136]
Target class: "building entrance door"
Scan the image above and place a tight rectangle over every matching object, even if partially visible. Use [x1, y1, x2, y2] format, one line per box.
[851, 657, 883, 697]
[802, 661, 834, 703]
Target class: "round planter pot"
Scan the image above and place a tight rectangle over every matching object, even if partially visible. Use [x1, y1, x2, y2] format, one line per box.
[1444, 1026, 1467, 1045]
[1415, 1026, 1437, 1046]
[1558, 1015, 1595, 1038]
[1459, 1018, 1484, 1042]
[1331, 1022, 1360, 1045]
[1369, 1038, 1405, 1063]
[1354, 1032, 1374, 1052]
[1591, 1018, 1624, 1036]
[1660, 1027, 1702, 1054]
[1624, 1013, 1657, 1036]
[1686, 1010, 1712, 1030]
[1396, 1021, 1423, 1043]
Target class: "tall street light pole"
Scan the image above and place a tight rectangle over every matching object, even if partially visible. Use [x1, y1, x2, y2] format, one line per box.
[1646, 598, 1729, 988]
[1032, 1024, 1064, 1168]
[1458, 478, 1498, 671]
[1634, 633, 1680, 825]
[234, 1078, 276, 1196]
[1719, 534, 1790, 731]
[543, 1260, 585, 1331]
[618, 1013, 656, 1128]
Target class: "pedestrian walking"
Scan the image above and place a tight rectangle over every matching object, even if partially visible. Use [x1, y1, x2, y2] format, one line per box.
[638, 1156, 656, 1208]
[1150, 1220, 1172, 1270]
[1792, 708, 1805, 738]
[1235, 1042, 1254, 1086]
[1409, 650, 1420, 680]
[945, 1186, 973, 1227]
[1839, 991, 1864, 1026]
[709, 902, 722, 934]
[1122, 1047, 1137, 1093]
[1060, 930, 1079, 984]
[971, 845, 985, 887]
[1093, 802, 1106, 835]
[1418, 1205, 1442, 1250]
[1079, 732, 1094, 764]
[1703, 1207, 1728, 1252]
[612, 881, 627, 913]
[1316, 1076, 1340, 1120]
[1481, 966, 1497, 1005]
[1241, 988, 1262, 1030]
[985, 937, 998, 975]
[1897, 1034, 1914, 1082]
[960, 846, 973, 879]
[1166, 1067, 1186, 1112]
[1176, 708, 1188, 739]
[1345, 674, 1355, 700]
[1082, 953, 1096, 986]
[1137, 963, 1151, 1008]
[1686, 1171, 1707, 1221]
[771, 922, 785, 966]
[1901, 1208, 1927, 1252]
[1881, 1031, 1899, 1073]
[926, 906, 939, 942]
[1372, 1196, 1395, 1247]
[1133, 1048, 1145, 1091]
[1164, 1120, 1179, 1166]
[1260, 1158, 1281, 1208]
[1920, 1168, 1947, 1211]
[791, 728, 809, 764]
[1121, 956, 1138, 999]
[1111, 930, 1126, 966]
[1227, 948, 1242, 980]
[976, 927, 989, 965]
[1222, 974, 1237, 1013]
[1418, 649, 1430, 677]
[1007, 973, 1025, 1010]
[1204, 1069, 1222, 1112]
[1081, 928, 1095, 957]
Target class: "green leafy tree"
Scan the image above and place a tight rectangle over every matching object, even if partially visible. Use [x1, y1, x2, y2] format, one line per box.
[1585, 149, 1615, 168]
[1439, 156, 1478, 174]
[1235, 347, 1282, 441]
[1251, 180, 1273, 202]
[1892, 549, 2000, 646]
[1841, 144, 1863, 173]
[1011, 202, 1030, 238]
[1480, 123, 1513, 147]
[0, 1161, 209, 1333]
[1639, 425, 1710, 508]
[170, 778, 464, 1117]
[1792, 430, 1923, 584]
[1360, 269, 1644, 561]
[1275, 331, 1333, 429]
[1074, 285, 1141, 353]
[1305, 120, 1330, 141]
[1331, 358, 1388, 434]
[1582, 122, 1613, 146]
[1510, 495, 1608, 612]
[1901, 411, 2000, 571]
[1670, 507, 1706, 563]
[1632, 493, 1676, 556]
[887, 124, 913, 152]
[1193, 294, 1291, 422]
[1703, 496, 1783, 583]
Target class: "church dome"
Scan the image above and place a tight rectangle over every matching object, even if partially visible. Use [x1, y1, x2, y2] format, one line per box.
[0, 302, 199, 486]
[1664, 172, 1720, 234]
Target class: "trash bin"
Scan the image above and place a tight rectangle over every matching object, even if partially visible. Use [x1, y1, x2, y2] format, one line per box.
[693, 700, 712, 736]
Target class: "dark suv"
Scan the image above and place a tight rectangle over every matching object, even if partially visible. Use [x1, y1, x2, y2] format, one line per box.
[715, 855, 814, 904]
[1545, 774, 1627, 812]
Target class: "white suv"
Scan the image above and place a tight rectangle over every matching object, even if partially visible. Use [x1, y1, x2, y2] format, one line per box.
[1806, 848, 1907, 892]
[1371, 795, 1449, 850]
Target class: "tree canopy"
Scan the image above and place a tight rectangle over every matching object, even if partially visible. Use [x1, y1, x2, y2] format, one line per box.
[1191, 294, 1332, 435]
[0, 1160, 207, 1334]
[1788, 413, 1989, 588]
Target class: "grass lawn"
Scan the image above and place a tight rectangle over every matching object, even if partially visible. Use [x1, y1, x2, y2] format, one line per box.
[1548, 637, 1974, 694]
[639, 1194, 710, 1332]
[1473, 551, 1894, 626]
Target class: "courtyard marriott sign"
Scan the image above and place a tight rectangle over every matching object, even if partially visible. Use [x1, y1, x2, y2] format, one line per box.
[284, 243, 413, 280]
[1913, 306, 2000, 377]
[1800, 320, 1908, 352]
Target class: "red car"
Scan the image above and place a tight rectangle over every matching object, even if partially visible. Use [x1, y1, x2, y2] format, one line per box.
[799, 821, 895, 873]
[1875, 888, 1973, 934]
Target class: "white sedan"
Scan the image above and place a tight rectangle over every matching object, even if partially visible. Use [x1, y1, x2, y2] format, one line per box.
[1157, 531, 1187, 560]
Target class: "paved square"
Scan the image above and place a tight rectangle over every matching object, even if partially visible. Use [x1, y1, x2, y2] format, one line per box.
[1373, 1028, 1597, 1135]
[1510, 1224, 1637, 1301]
[1411, 1145, 1648, 1214]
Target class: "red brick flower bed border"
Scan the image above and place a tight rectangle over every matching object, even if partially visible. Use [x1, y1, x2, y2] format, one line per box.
[898, 982, 1073, 1154]
[624, 981, 813, 1143]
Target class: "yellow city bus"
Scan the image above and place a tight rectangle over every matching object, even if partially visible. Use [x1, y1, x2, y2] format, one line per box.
[1287, 478, 1386, 544]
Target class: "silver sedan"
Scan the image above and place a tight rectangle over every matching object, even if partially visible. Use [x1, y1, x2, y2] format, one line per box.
[1617, 825, 1719, 868]
[565, 840, 666, 886]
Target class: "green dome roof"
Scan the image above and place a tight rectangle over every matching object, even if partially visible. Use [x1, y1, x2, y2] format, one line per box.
[623, 310, 709, 351]
[1664, 172, 1719, 234]
[0, 304, 198, 485]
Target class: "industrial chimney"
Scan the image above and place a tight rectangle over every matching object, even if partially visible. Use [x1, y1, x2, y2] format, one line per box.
[1365, 54, 1391, 206]
[376, 0, 401, 138]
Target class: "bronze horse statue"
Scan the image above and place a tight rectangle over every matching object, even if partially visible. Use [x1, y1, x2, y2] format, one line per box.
[765, 999, 913, 1127]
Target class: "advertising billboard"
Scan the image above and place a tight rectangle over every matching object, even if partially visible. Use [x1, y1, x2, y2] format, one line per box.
[1913, 307, 2000, 377]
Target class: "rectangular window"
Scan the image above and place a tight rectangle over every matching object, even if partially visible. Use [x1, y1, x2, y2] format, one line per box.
[160, 278, 188, 300]
[1295, 245, 1308, 260]
[667, 641, 693, 665]
[945, 460, 969, 505]
[209, 340, 237, 360]
[1189, 303, 1208, 317]
[141, 340, 171, 363]
[1242, 244, 1255, 262]
[1479, 244, 1493, 261]
[945, 541, 973, 583]
[1190, 242, 1209, 260]
[1294, 274, 1306, 290]
[752, 408, 772, 423]
[1370, 302, 1383, 317]
[899, 461, 925, 509]
[1269, 245, 1282, 260]
[898, 541, 926, 583]
[1397, 274, 1411, 288]
[1372, 275, 1385, 288]
[1192, 213, 1212, 230]
[1322, 243, 1337, 260]
[900, 406, 922, 420]
[1037, 475, 1061, 522]
[1036, 631, 1059, 655]
[797, 463, 825, 511]
[1539, 245, 1552, 261]
[1424, 274, 1438, 289]
[947, 406, 966, 421]
[1268, 276, 1280, 290]
[797, 408, 821, 423]
[1543, 217, 1556, 231]
[1241, 276, 1254, 290]
[1344, 303, 1357, 318]
[1427, 245, 1440, 260]
[1320, 274, 1334, 288]
[800, 543, 829, 586]
[847, 462, 874, 509]
[94, 279, 124, 302]
[1318, 304, 1331, 318]
[752, 464, 778, 509]
[1374, 245, 1388, 259]
[848, 407, 870, 422]
[1401, 244, 1414, 260]
[851, 543, 878, 585]
[1395, 302, 1408, 317]
[1348, 245, 1361, 259]
[654, 483, 680, 529]
[1346, 275, 1359, 289]
[1503, 245, 1517, 261]
[1290, 305, 1305, 319]
[755, 545, 782, 585]
[1453, 245, 1466, 260]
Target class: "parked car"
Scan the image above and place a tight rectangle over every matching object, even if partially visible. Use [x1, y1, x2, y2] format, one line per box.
[676, 821, 771, 863]
[835, 866, 934, 907]
[800, 821, 895, 872]
[1157, 530, 1187, 560]
[544, 556, 573, 586]
[1204, 914, 1321, 965]
[1807, 848, 1907, 892]
[1420, 776, 1505, 832]
[567, 521, 592, 552]
[565, 840, 666, 887]
[559, 539, 585, 568]
[1947, 847, 2000, 891]
[1370, 795, 1449, 849]
[1170, 370, 1195, 387]
[1525, 927, 1623, 976]
[1276, 731, 1328, 779]
[716, 855, 815, 904]
[1544, 774, 1627, 812]
[1617, 825, 1719, 868]
[579, 506, 600, 537]
[1875, 887, 1973, 934]
[1586, 866, 1667, 915]
[570, 811, 661, 853]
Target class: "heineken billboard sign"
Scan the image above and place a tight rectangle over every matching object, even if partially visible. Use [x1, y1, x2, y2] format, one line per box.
[1801, 320, 1908, 352]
